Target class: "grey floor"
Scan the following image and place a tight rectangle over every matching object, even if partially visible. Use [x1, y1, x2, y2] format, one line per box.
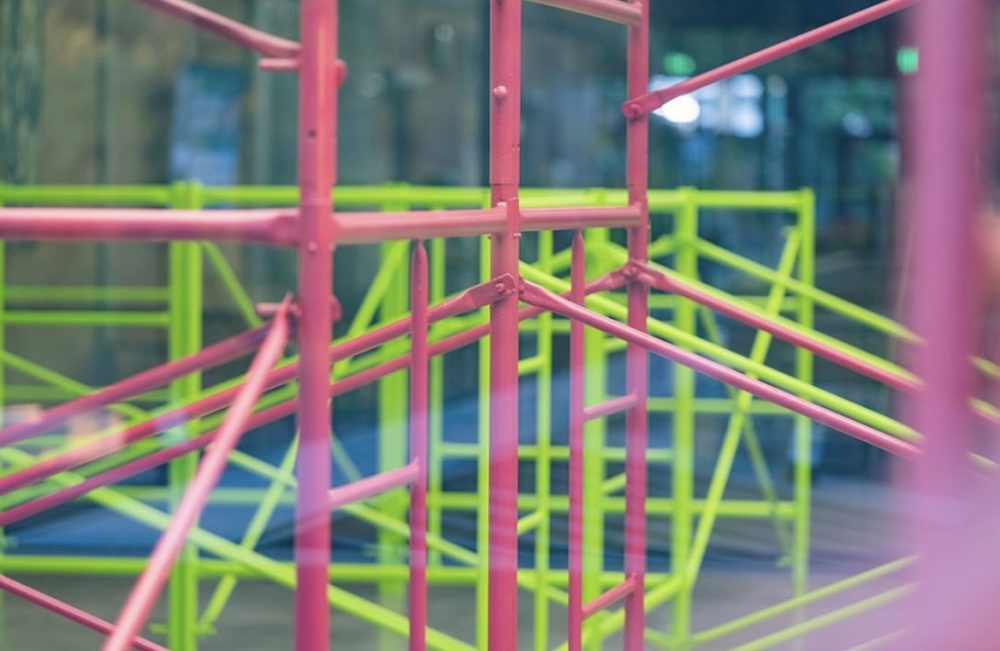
[0, 477, 910, 650]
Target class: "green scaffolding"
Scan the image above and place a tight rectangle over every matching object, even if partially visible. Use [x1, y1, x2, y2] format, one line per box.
[0, 183, 917, 650]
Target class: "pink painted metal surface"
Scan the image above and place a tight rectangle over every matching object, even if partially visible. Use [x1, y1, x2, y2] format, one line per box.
[293, 0, 338, 647]
[581, 576, 636, 620]
[529, 0, 641, 26]
[622, 0, 650, 643]
[327, 462, 420, 511]
[134, 0, 300, 57]
[102, 301, 291, 651]
[567, 231, 586, 651]
[904, 0, 989, 647]
[0, 207, 298, 245]
[623, 0, 918, 118]
[334, 207, 506, 243]
[0, 576, 168, 651]
[409, 241, 430, 651]
[488, 0, 524, 642]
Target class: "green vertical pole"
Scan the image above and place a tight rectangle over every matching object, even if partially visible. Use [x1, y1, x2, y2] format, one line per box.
[671, 188, 697, 650]
[427, 236, 446, 569]
[533, 229, 554, 651]
[167, 180, 203, 651]
[476, 232, 491, 651]
[793, 190, 815, 598]
[377, 201, 411, 645]
[583, 226, 609, 651]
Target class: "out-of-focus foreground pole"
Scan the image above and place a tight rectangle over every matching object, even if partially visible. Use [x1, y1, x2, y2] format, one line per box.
[487, 0, 522, 641]
[905, 0, 986, 646]
[295, 0, 337, 648]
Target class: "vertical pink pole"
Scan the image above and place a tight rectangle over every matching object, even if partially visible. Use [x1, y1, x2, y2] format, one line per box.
[488, 0, 522, 642]
[905, 0, 986, 645]
[409, 241, 429, 651]
[295, 0, 337, 648]
[623, 0, 649, 647]
[567, 231, 586, 651]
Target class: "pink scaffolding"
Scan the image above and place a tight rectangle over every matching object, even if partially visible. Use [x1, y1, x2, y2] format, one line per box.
[0, 0, 992, 648]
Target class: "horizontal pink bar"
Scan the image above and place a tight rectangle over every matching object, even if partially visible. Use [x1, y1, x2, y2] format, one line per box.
[327, 461, 419, 511]
[333, 207, 507, 244]
[623, 0, 917, 117]
[639, 265, 920, 391]
[521, 281, 919, 459]
[521, 205, 642, 232]
[0, 575, 167, 651]
[529, 0, 641, 25]
[583, 393, 638, 422]
[581, 576, 636, 620]
[134, 0, 300, 57]
[103, 300, 292, 651]
[0, 208, 298, 245]
[0, 325, 269, 448]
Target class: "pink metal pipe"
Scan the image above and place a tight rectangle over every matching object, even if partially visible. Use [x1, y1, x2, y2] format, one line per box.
[0, 325, 269, 448]
[521, 282, 919, 459]
[294, 0, 338, 645]
[0, 208, 299, 246]
[581, 576, 637, 621]
[133, 0, 300, 57]
[623, 0, 650, 643]
[102, 299, 291, 651]
[488, 0, 524, 641]
[904, 0, 987, 646]
[409, 241, 430, 651]
[528, 0, 641, 26]
[333, 207, 507, 244]
[0, 575, 167, 651]
[520, 205, 642, 232]
[567, 231, 586, 651]
[582, 393, 638, 423]
[327, 462, 419, 511]
[639, 265, 921, 392]
[622, 0, 918, 118]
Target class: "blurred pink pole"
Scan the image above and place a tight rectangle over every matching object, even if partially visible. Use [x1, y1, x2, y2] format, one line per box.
[904, 0, 989, 646]
[0, 576, 167, 651]
[101, 300, 291, 651]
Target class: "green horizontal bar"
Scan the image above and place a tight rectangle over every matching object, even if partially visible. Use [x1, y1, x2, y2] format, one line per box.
[1, 385, 169, 404]
[648, 397, 795, 415]
[0, 185, 172, 206]
[5, 286, 169, 304]
[438, 442, 672, 463]
[518, 355, 545, 375]
[694, 239, 914, 341]
[428, 493, 796, 518]
[3, 310, 170, 327]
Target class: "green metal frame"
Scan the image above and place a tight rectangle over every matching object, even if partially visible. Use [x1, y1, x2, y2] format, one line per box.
[0, 183, 915, 650]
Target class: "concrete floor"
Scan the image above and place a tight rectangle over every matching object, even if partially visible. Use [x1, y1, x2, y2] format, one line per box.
[0, 476, 910, 650]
